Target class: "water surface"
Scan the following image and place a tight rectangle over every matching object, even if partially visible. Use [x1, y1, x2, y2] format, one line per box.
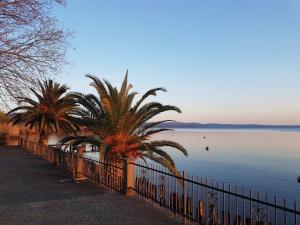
[154, 129, 300, 203]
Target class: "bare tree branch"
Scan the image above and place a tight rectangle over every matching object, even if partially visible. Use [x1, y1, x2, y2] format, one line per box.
[0, 0, 71, 108]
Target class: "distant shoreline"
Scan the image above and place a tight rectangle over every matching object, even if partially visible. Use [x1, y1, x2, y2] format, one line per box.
[157, 122, 300, 130]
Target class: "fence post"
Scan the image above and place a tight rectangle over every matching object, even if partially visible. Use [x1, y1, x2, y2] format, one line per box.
[183, 171, 187, 224]
[41, 144, 46, 157]
[123, 158, 135, 196]
[19, 138, 23, 148]
[38, 143, 42, 156]
[74, 145, 86, 182]
[53, 147, 61, 166]
[33, 143, 37, 154]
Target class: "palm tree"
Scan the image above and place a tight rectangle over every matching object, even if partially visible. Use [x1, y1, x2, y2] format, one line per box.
[7, 80, 79, 144]
[62, 71, 187, 173]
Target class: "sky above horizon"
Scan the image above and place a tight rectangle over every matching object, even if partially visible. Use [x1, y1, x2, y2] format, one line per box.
[53, 0, 300, 125]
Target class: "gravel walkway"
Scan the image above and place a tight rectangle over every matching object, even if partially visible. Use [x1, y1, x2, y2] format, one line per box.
[0, 146, 182, 225]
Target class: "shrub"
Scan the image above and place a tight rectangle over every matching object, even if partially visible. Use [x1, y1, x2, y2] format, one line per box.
[0, 111, 9, 124]
[0, 132, 7, 145]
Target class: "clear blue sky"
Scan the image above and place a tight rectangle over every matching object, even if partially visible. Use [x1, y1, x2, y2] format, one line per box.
[53, 0, 300, 125]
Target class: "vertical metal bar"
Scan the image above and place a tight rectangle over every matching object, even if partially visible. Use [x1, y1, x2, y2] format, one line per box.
[274, 196, 277, 225]
[189, 174, 192, 222]
[173, 173, 176, 215]
[141, 163, 143, 197]
[168, 167, 171, 213]
[188, 174, 191, 221]
[183, 171, 187, 224]
[154, 164, 157, 203]
[223, 183, 226, 225]
[250, 189, 252, 225]
[147, 164, 150, 198]
[243, 189, 245, 225]
[113, 162, 116, 190]
[153, 164, 156, 202]
[148, 163, 151, 199]
[157, 164, 160, 203]
[106, 162, 111, 190]
[165, 166, 168, 208]
[236, 186, 238, 225]
[294, 201, 297, 225]
[175, 171, 178, 216]
[159, 165, 162, 204]
[257, 192, 260, 222]
[135, 164, 138, 195]
[170, 173, 173, 212]
[144, 163, 146, 197]
[212, 180, 215, 225]
[196, 176, 199, 223]
[205, 178, 208, 225]
[110, 161, 113, 190]
[201, 177, 204, 223]
[229, 184, 231, 225]
[266, 194, 269, 225]
[178, 171, 181, 218]
[192, 175, 195, 222]
[107, 161, 110, 189]
[140, 163, 143, 195]
[284, 198, 287, 225]
[201, 177, 204, 203]
[217, 181, 220, 224]
[121, 161, 124, 192]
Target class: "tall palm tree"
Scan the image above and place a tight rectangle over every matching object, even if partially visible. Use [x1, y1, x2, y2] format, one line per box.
[62, 71, 187, 173]
[7, 80, 79, 144]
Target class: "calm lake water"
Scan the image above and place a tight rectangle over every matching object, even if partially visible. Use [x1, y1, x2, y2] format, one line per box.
[49, 128, 300, 203]
[153, 128, 300, 204]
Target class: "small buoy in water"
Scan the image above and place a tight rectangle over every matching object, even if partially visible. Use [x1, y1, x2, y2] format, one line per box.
[297, 176, 300, 184]
[205, 146, 209, 151]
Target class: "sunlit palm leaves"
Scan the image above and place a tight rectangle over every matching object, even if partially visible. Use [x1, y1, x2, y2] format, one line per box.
[62, 71, 188, 173]
[7, 80, 79, 143]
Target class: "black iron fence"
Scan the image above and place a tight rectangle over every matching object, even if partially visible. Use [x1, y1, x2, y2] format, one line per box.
[19, 138, 59, 163]
[18, 138, 124, 192]
[18, 138, 300, 225]
[132, 160, 300, 225]
[80, 157, 124, 192]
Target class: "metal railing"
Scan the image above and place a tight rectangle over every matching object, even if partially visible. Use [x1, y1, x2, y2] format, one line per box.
[18, 138, 125, 193]
[132, 161, 300, 225]
[18, 138, 300, 225]
[81, 157, 124, 192]
[19, 138, 59, 163]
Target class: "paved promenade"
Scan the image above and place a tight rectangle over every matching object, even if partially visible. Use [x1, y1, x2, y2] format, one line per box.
[0, 146, 182, 225]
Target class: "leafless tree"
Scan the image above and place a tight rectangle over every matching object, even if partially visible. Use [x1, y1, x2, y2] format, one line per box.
[0, 0, 71, 108]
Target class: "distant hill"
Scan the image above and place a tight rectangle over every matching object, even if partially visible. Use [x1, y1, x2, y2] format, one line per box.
[157, 122, 300, 129]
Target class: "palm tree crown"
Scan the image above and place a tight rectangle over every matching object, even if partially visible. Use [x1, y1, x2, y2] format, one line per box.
[63, 71, 188, 173]
[8, 80, 79, 144]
